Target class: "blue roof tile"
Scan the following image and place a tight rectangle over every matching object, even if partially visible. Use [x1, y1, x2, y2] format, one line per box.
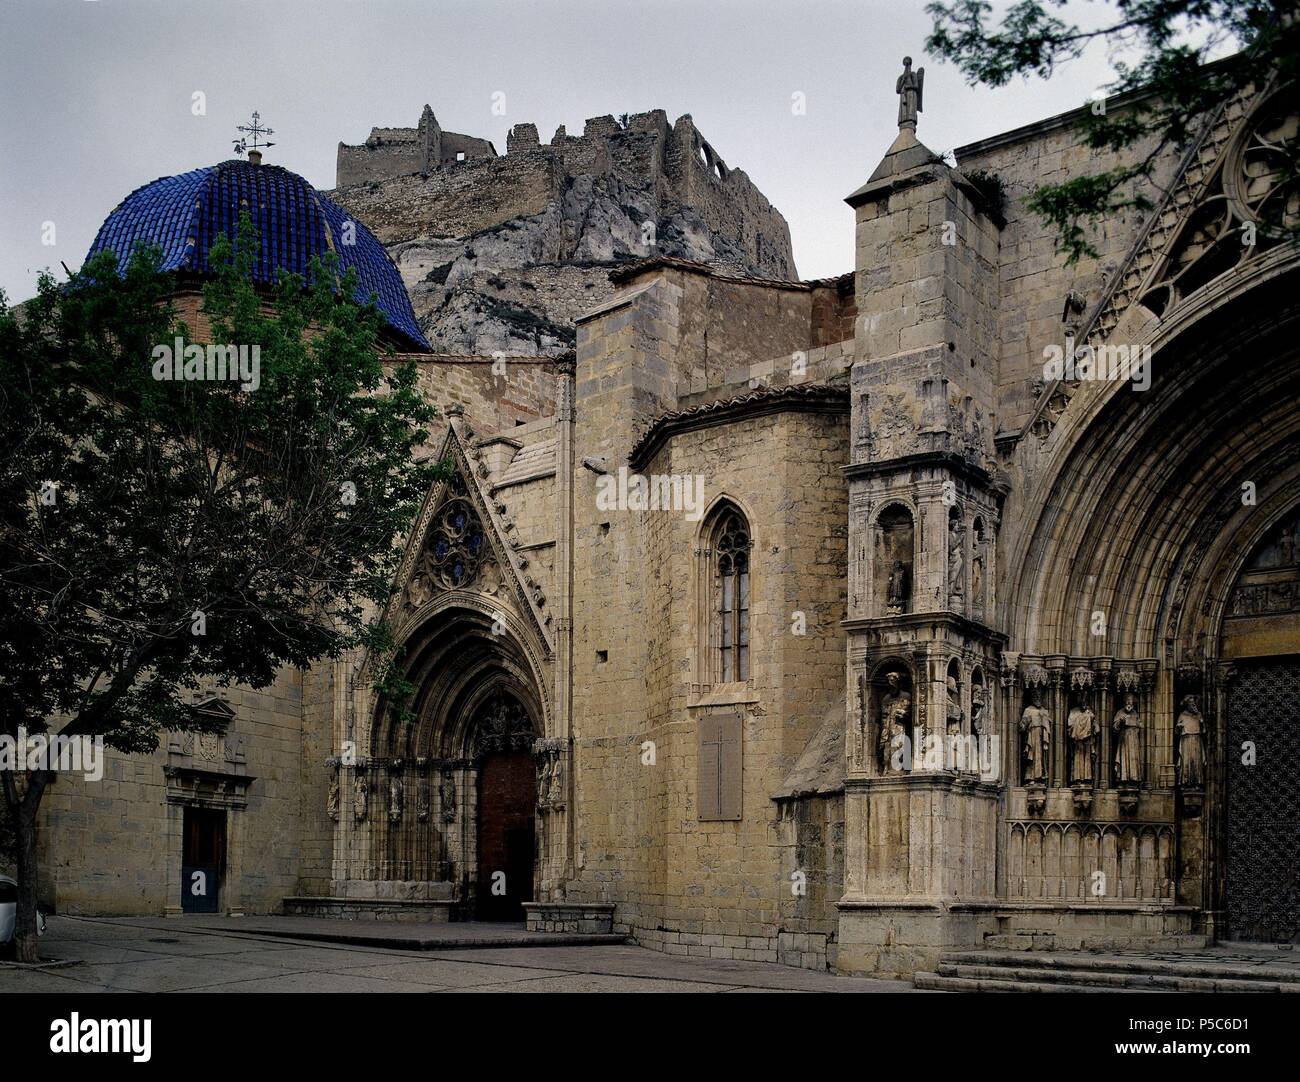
[86, 160, 429, 350]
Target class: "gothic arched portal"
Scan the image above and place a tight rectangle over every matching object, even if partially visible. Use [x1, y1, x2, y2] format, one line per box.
[1002, 258, 1300, 943]
[358, 602, 546, 920]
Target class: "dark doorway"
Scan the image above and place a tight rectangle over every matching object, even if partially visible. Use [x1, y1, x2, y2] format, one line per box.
[181, 806, 225, 914]
[1225, 658, 1300, 942]
[476, 752, 536, 921]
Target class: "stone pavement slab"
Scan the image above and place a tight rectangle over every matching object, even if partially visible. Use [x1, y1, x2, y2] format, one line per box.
[102, 913, 622, 950]
[0, 916, 913, 993]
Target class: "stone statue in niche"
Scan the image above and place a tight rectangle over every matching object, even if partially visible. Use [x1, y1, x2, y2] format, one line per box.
[886, 559, 909, 615]
[1112, 693, 1143, 785]
[440, 772, 457, 823]
[970, 684, 987, 736]
[327, 773, 340, 822]
[548, 754, 564, 805]
[945, 675, 963, 735]
[1019, 689, 1051, 784]
[389, 774, 404, 823]
[1175, 695, 1205, 788]
[971, 551, 984, 610]
[948, 520, 965, 599]
[417, 777, 431, 823]
[1067, 695, 1098, 784]
[353, 777, 369, 823]
[855, 672, 868, 765]
[878, 672, 912, 774]
[537, 754, 554, 806]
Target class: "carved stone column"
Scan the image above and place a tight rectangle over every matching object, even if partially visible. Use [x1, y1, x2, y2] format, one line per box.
[1094, 658, 1113, 791]
[1047, 657, 1067, 789]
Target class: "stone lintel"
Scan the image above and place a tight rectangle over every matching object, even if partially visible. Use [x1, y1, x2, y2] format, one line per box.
[842, 774, 1002, 797]
[842, 609, 1007, 646]
[842, 449, 996, 489]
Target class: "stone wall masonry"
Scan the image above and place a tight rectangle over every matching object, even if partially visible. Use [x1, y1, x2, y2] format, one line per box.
[394, 355, 559, 445]
[36, 669, 306, 917]
[566, 350, 850, 968]
[609, 263, 856, 400]
[952, 112, 1185, 434]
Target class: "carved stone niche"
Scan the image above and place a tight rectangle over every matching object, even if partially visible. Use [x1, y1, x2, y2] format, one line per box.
[870, 660, 916, 776]
[533, 737, 566, 810]
[1173, 687, 1207, 817]
[874, 504, 914, 616]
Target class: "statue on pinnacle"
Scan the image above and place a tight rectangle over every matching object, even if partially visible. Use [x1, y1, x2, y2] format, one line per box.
[896, 56, 924, 131]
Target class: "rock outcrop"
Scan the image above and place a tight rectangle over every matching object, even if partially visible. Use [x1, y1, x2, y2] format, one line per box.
[329, 108, 796, 354]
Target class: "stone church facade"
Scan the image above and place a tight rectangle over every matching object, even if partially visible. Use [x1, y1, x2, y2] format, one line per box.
[32, 67, 1299, 977]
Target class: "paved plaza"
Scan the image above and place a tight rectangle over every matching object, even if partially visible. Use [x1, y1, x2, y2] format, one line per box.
[0, 916, 911, 993]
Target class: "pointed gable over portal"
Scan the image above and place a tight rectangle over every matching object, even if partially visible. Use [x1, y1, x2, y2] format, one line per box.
[387, 409, 554, 658]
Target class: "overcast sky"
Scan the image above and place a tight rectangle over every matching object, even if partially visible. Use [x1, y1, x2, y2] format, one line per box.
[1, 0, 1131, 302]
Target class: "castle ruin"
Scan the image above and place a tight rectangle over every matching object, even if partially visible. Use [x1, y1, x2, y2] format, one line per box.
[331, 107, 796, 354]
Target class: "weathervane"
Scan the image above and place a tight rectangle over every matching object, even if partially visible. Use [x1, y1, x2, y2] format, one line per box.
[233, 111, 276, 158]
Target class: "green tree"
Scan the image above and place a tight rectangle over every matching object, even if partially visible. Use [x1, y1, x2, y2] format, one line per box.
[0, 218, 437, 961]
[927, 0, 1298, 261]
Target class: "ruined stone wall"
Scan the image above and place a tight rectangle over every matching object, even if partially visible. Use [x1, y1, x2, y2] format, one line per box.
[332, 107, 798, 356]
[331, 154, 563, 247]
[335, 107, 497, 189]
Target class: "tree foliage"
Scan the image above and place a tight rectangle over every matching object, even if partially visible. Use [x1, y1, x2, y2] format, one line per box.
[0, 216, 440, 957]
[927, 0, 1299, 260]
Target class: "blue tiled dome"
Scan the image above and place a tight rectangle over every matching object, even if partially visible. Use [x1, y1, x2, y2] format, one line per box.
[86, 159, 429, 350]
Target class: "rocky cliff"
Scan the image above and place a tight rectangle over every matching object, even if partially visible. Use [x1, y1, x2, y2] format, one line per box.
[329, 108, 796, 355]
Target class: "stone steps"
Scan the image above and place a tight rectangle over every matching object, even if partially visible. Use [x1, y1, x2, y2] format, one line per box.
[915, 972, 1139, 992]
[982, 932, 1210, 951]
[914, 949, 1300, 992]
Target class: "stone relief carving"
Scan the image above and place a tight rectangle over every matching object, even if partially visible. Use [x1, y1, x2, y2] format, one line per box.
[353, 777, 369, 823]
[873, 393, 916, 460]
[327, 772, 340, 822]
[1230, 579, 1300, 616]
[473, 694, 535, 756]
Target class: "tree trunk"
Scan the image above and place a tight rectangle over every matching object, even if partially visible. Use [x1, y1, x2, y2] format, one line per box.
[3, 770, 48, 964]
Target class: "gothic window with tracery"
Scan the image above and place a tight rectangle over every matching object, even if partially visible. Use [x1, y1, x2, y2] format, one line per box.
[709, 507, 752, 682]
[427, 474, 488, 590]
